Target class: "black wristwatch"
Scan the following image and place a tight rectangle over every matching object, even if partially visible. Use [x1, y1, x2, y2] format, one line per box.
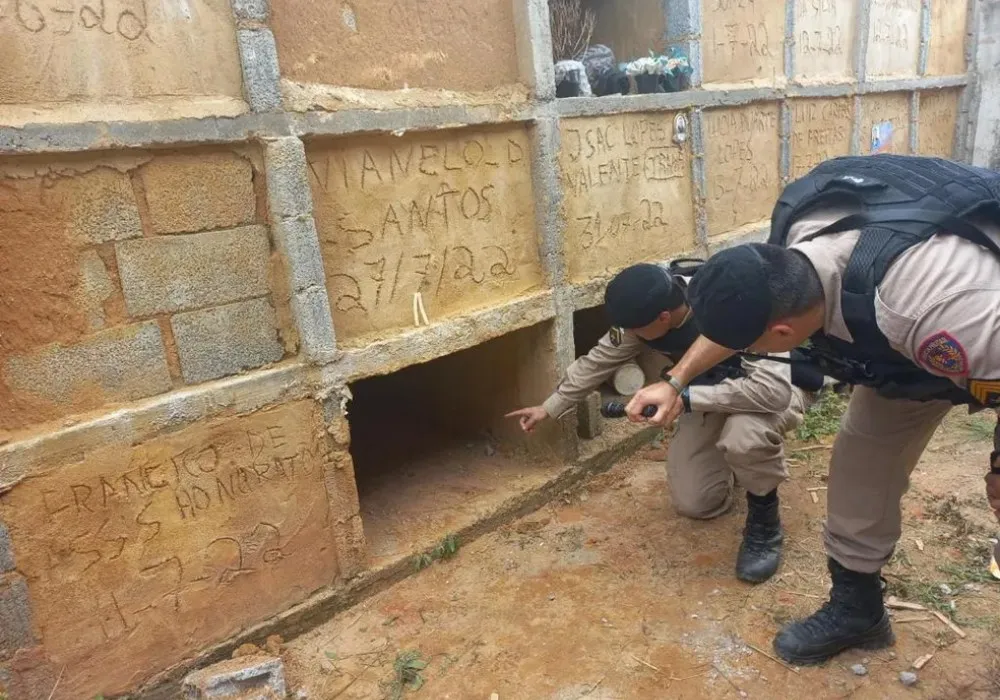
[680, 386, 691, 413]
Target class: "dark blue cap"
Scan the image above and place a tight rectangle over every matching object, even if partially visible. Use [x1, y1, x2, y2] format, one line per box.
[687, 245, 771, 350]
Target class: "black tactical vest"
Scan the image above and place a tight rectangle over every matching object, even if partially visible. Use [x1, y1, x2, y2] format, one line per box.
[768, 154, 1000, 406]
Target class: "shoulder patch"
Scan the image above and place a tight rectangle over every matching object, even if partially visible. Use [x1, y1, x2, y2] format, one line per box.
[916, 331, 968, 376]
[968, 379, 1000, 408]
[609, 327, 624, 347]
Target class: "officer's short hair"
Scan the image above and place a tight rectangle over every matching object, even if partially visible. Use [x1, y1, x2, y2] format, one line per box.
[604, 263, 686, 329]
[687, 243, 823, 349]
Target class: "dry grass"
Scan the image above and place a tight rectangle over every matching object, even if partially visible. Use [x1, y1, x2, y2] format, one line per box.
[549, 0, 596, 61]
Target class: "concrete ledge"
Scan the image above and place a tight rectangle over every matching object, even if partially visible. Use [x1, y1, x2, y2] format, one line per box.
[290, 102, 537, 138]
[0, 363, 310, 490]
[327, 292, 557, 383]
[0, 74, 971, 156]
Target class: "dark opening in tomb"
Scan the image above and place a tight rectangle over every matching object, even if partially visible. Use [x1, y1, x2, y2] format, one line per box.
[347, 322, 565, 566]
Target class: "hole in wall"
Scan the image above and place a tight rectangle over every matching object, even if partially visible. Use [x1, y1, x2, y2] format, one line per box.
[347, 322, 564, 566]
[551, 0, 692, 98]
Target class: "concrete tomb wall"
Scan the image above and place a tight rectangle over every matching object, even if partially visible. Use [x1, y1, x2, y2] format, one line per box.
[0, 0, 984, 697]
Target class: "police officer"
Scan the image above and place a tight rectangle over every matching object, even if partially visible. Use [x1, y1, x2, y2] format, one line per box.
[507, 262, 821, 583]
[624, 154, 1000, 665]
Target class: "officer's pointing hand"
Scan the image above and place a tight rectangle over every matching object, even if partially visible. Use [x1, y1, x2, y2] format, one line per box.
[505, 406, 548, 433]
[625, 381, 683, 426]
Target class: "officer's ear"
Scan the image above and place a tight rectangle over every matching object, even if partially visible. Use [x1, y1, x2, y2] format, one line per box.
[767, 322, 797, 339]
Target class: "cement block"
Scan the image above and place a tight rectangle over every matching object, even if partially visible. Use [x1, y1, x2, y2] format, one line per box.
[0, 575, 34, 658]
[141, 152, 256, 235]
[171, 297, 284, 384]
[232, 0, 269, 21]
[117, 226, 271, 317]
[291, 285, 337, 363]
[183, 655, 285, 699]
[3, 322, 172, 406]
[0, 523, 13, 573]
[238, 29, 283, 112]
[65, 168, 145, 245]
[272, 217, 325, 291]
[576, 391, 603, 440]
[78, 250, 116, 332]
[264, 138, 314, 220]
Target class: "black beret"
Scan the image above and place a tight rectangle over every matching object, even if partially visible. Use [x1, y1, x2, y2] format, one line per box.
[604, 263, 683, 329]
[687, 245, 771, 350]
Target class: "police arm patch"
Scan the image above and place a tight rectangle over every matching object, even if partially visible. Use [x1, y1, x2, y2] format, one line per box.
[968, 379, 1000, 408]
[916, 331, 968, 376]
[609, 327, 624, 347]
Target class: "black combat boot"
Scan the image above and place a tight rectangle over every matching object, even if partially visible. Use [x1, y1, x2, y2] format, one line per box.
[735, 489, 783, 583]
[773, 557, 894, 665]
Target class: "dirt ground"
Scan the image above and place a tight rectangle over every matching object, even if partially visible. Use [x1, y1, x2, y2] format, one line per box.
[281, 406, 1000, 700]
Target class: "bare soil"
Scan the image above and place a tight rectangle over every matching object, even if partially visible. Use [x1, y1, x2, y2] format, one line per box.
[282, 408, 1000, 700]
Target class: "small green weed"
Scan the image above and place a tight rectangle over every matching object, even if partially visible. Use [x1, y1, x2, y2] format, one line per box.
[413, 534, 459, 571]
[960, 415, 996, 441]
[796, 388, 848, 441]
[387, 650, 428, 699]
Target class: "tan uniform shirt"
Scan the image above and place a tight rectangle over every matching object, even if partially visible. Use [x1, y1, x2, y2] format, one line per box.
[542, 313, 796, 419]
[788, 206, 1000, 404]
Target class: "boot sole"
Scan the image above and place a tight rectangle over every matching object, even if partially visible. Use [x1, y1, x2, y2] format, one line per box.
[772, 617, 895, 666]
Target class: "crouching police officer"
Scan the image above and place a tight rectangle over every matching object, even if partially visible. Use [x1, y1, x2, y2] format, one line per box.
[507, 261, 824, 582]
[625, 154, 1000, 665]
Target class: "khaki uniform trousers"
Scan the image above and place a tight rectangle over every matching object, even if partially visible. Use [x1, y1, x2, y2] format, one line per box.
[824, 386, 952, 573]
[665, 388, 810, 519]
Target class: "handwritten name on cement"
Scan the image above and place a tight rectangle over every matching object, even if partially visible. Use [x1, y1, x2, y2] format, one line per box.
[706, 106, 779, 232]
[308, 130, 540, 335]
[0, 406, 336, 649]
[791, 99, 852, 177]
[0, 0, 150, 41]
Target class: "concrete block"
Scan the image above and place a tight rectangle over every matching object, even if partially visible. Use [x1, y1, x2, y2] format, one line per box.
[291, 286, 337, 363]
[65, 168, 144, 244]
[0, 523, 13, 573]
[3, 322, 172, 406]
[238, 29, 283, 113]
[0, 575, 35, 658]
[117, 226, 271, 317]
[576, 391, 603, 439]
[142, 152, 256, 235]
[232, 0, 269, 22]
[272, 217, 325, 291]
[171, 298, 284, 384]
[78, 249, 116, 332]
[264, 138, 313, 220]
[183, 655, 285, 699]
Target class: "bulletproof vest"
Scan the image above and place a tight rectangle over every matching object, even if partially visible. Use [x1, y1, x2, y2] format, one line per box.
[769, 154, 1000, 406]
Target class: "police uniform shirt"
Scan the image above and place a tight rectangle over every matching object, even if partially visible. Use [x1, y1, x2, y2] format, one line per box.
[787, 205, 1000, 406]
[542, 281, 795, 419]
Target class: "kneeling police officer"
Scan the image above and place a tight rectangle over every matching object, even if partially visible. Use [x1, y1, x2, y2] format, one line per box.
[507, 261, 824, 583]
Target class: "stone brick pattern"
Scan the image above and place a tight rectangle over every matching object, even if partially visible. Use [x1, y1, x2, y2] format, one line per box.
[0, 149, 288, 437]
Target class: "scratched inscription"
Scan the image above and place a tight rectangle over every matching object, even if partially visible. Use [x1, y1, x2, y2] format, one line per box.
[557, 114, 695, 283]
[794, 0, 855, 80]
[307, 128, 544, 345]
[0, 0, 242, 108]
[861, 93, 910, 155]
[866, 0, 920, 78]
[0, 401, 340, 698]
[703, 0, 785, 84]
[704, 104, 781, 236]
[918, 90, 959, 158]
[790, 98, 853, 178]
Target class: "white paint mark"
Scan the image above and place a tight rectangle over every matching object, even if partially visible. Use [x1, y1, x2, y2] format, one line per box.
[342, 3, 357, 32]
